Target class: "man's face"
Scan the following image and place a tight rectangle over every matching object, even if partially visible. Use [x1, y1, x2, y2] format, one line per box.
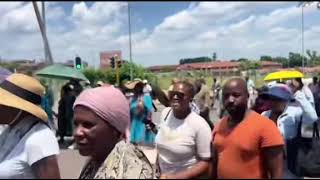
[222, 80, 249, 115]
[268, 97, 287, 113]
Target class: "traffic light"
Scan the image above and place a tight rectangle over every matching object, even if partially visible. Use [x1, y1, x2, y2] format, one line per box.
[117, 60, 122, 68]
[110, 57, 115, 69]
[75, 56, 82, 70]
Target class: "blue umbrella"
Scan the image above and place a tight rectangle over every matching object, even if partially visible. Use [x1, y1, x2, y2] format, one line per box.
[0, 67, 12, 83]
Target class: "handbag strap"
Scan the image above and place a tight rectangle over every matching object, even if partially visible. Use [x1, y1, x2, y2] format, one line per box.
[313, 121, 319, 138]
[297, 115, 303, 138]
[164, 108, 172, 122]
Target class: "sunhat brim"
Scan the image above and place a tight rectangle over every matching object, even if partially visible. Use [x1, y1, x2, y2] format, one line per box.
[0, 87, 48, 121]
[124, 80, 143, 90]
[261, 92, 293, 102]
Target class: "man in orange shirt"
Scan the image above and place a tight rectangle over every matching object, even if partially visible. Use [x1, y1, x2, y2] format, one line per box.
[210, 78, 284, 179]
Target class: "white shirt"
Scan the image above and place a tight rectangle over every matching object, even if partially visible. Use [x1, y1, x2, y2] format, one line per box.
[0, 125, 7, 135]
[247, 79, 255, 94]
[155, 108, 212, 174]
[302, 85, 315, 108]
[0, 123, 59, 179]
[143, 84, 153, 95]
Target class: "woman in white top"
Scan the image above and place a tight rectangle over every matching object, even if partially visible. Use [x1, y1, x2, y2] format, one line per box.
[155, 81, 212, 179]
[0, 74, 60, 179]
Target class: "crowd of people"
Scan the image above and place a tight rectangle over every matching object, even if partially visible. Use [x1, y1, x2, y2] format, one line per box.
[0, 72, 319, 179]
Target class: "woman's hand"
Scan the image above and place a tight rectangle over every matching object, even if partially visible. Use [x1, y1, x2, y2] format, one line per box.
[32, 155, 61, 179]
[160, 174, 174, 179]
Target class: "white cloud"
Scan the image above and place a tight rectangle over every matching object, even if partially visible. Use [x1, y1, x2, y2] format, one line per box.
[0, 1, 319, 68]
[0, 2, 23, 14]
[127, 2, 320, 65]
[0, 2, 37, 33]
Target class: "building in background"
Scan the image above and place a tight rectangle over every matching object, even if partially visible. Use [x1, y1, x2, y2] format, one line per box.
[100, 50, 122, 70]
[148, 61, 283, 75]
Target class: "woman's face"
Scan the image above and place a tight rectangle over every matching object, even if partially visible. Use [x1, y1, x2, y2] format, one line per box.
[288, 79, 301, 93]
[169, 83, 192, 112]
[73, 106, 120, 161]
[0, 105, 21, 124]
[133, 82, 144, 95]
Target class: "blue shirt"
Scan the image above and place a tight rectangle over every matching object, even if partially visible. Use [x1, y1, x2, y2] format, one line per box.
[262, 102, 317, 140]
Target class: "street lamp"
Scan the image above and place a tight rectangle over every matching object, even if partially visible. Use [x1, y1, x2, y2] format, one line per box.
[127, 2, 133, 81]
[32, 1, 53, 64]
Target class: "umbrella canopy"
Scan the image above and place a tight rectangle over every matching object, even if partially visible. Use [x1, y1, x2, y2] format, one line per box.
[264, 70, 304, 81]
[35, 64, 88, 81]
[0, 67, 12, 83]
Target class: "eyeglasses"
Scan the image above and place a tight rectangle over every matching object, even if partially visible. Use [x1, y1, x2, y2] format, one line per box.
[168, 91, 185, 100]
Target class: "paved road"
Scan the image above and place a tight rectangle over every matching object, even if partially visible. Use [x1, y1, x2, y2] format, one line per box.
[58, 150, 87, 179]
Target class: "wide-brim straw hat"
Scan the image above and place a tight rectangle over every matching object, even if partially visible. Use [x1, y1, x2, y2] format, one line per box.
[124, 78, 143, 90]
[0, 74, 48, 121]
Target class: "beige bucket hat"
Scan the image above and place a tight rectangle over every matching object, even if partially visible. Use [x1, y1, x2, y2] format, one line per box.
[0, 73, 48, 121]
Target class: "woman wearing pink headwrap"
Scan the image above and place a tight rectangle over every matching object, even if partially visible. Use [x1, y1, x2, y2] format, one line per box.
[73, 86, 155, 179]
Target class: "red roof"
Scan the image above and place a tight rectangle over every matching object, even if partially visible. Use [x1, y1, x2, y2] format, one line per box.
[148, 61, 282, 72]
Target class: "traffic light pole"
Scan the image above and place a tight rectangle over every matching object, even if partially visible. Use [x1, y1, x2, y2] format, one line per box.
[115, 57, 120, 86]
[116, 64, 120, 86]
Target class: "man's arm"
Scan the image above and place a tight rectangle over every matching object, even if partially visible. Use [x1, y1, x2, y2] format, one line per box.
[209, 144, 218, 178]
[262, 146, 284, 179]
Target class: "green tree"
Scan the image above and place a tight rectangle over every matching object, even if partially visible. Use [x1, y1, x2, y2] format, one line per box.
[288, 52, 306, 68]
[260, 55, 273, 61]
[237, 58, 249, 62]
[83, 62, 158, 87]
[0, 62, 20, 72]
[239, 60, 261, 71]
[212, 52, 217, 61]
[306, 49, 320, 66]
[272, 56, 289, 68]
[179, 56, 212, 64]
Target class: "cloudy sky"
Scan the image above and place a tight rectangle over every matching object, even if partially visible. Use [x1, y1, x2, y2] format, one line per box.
[0, 1, 319, 67]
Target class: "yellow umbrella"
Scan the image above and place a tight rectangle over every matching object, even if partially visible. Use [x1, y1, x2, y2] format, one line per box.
[264, 70, 304, 81]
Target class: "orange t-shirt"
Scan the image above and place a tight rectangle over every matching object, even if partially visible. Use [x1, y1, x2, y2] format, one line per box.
[212, 111, 284, 179]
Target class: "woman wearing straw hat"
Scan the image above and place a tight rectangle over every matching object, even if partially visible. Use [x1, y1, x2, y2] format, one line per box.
[124, 79, 155, 146]
[0, 74, 60, 179]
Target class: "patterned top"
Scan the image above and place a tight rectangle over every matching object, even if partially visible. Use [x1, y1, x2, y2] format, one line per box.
[79, 140, 156, 179]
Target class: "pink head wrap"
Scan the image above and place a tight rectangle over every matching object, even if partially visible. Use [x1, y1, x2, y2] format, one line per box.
[73, 86, 130, 141]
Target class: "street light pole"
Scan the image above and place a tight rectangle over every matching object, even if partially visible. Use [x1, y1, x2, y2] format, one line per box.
[128, 2, 133, 81]
[41, 1, 48, 63]
[298, 1, 319, 72]
[33, 1, 53, 64]
[302, 5, 305, 72]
